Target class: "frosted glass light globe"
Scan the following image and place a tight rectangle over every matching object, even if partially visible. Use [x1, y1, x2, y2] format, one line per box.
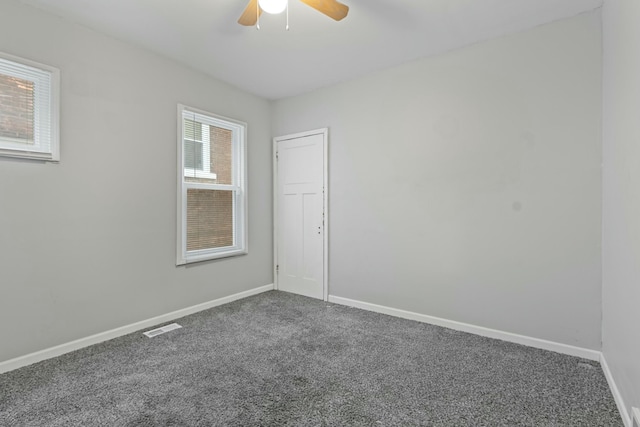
[258, 0, 287, 14]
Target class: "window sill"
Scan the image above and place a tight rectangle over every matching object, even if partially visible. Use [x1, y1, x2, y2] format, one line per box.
[0, 148, 59, 162]
[177, 247, 248, 266]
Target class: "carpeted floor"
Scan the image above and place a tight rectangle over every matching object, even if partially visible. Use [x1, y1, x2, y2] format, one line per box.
[0, 291, 621, 426]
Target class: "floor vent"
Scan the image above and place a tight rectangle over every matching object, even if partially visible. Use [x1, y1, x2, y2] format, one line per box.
[143, 323, 182, 338]
[632, 407, 640, 427]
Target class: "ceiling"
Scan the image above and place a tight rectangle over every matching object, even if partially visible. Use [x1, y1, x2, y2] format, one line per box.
[19, 0, 602, 100]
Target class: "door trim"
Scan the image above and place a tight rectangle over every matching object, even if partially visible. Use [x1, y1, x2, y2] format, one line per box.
[273, 128, 329, 301]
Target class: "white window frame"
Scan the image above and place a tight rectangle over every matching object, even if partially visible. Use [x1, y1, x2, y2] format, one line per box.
[176, 104, 248, 265]
[0, 51, 60, 162]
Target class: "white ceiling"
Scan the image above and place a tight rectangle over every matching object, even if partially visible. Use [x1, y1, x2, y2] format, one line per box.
[19, 0, 602, 100]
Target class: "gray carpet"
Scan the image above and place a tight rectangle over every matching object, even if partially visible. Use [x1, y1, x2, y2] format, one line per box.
[0, 291, 621, 426]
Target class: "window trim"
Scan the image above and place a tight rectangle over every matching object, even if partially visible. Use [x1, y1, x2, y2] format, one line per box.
[0, 51, 60, 162]
[176, 104, 248, 265]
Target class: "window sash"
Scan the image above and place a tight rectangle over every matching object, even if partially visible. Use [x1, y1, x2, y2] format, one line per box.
[180, 184, 246, 262]
[182, 186, 243, 257]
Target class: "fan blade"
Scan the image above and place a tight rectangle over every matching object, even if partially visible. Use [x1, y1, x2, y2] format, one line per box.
[238, 0, 262, 26]
[299, 0, 349, 21]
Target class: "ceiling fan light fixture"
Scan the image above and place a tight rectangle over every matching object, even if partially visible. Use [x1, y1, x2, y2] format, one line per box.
[258, 0, 288, 14]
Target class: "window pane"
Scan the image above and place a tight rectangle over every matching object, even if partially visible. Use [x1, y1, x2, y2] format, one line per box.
[186, 188, 234, 251]
[184, 124, 233, 185]
[184, 140, 203, 170]
[0, 74, 34, 144]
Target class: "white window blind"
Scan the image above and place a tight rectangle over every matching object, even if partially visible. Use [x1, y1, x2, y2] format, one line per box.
[0, 52, 59, 161]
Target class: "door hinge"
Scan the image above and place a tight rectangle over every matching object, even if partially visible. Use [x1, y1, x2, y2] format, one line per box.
[276, 264, 279, 273]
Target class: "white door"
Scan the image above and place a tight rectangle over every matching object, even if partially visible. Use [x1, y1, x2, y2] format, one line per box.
[275, 129, 327, 300]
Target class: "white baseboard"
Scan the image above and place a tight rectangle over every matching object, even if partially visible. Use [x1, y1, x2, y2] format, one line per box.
[0, 284, 274, 374]
[600, 353, 633, 427]
[328, 295, 601, 361]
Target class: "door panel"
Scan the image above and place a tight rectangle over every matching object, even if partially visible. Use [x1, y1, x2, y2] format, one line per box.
[276, 132, 325, 300]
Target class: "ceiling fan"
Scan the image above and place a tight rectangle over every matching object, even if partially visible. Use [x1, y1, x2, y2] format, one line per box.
[238, 0, 349, 26]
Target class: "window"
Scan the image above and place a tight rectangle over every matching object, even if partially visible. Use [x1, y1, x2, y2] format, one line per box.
[0, 52, 59, 161]
[177, 105, 247, 264]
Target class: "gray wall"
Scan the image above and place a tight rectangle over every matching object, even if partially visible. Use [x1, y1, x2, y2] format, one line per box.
[273, 11, 603, 349]
[0, 1, 607, 368]
[602, 0, 640, 419]
[0, 0, 273, 363]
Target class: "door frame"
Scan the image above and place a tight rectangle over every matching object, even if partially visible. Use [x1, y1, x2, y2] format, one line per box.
[273, 128, 329, 301]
